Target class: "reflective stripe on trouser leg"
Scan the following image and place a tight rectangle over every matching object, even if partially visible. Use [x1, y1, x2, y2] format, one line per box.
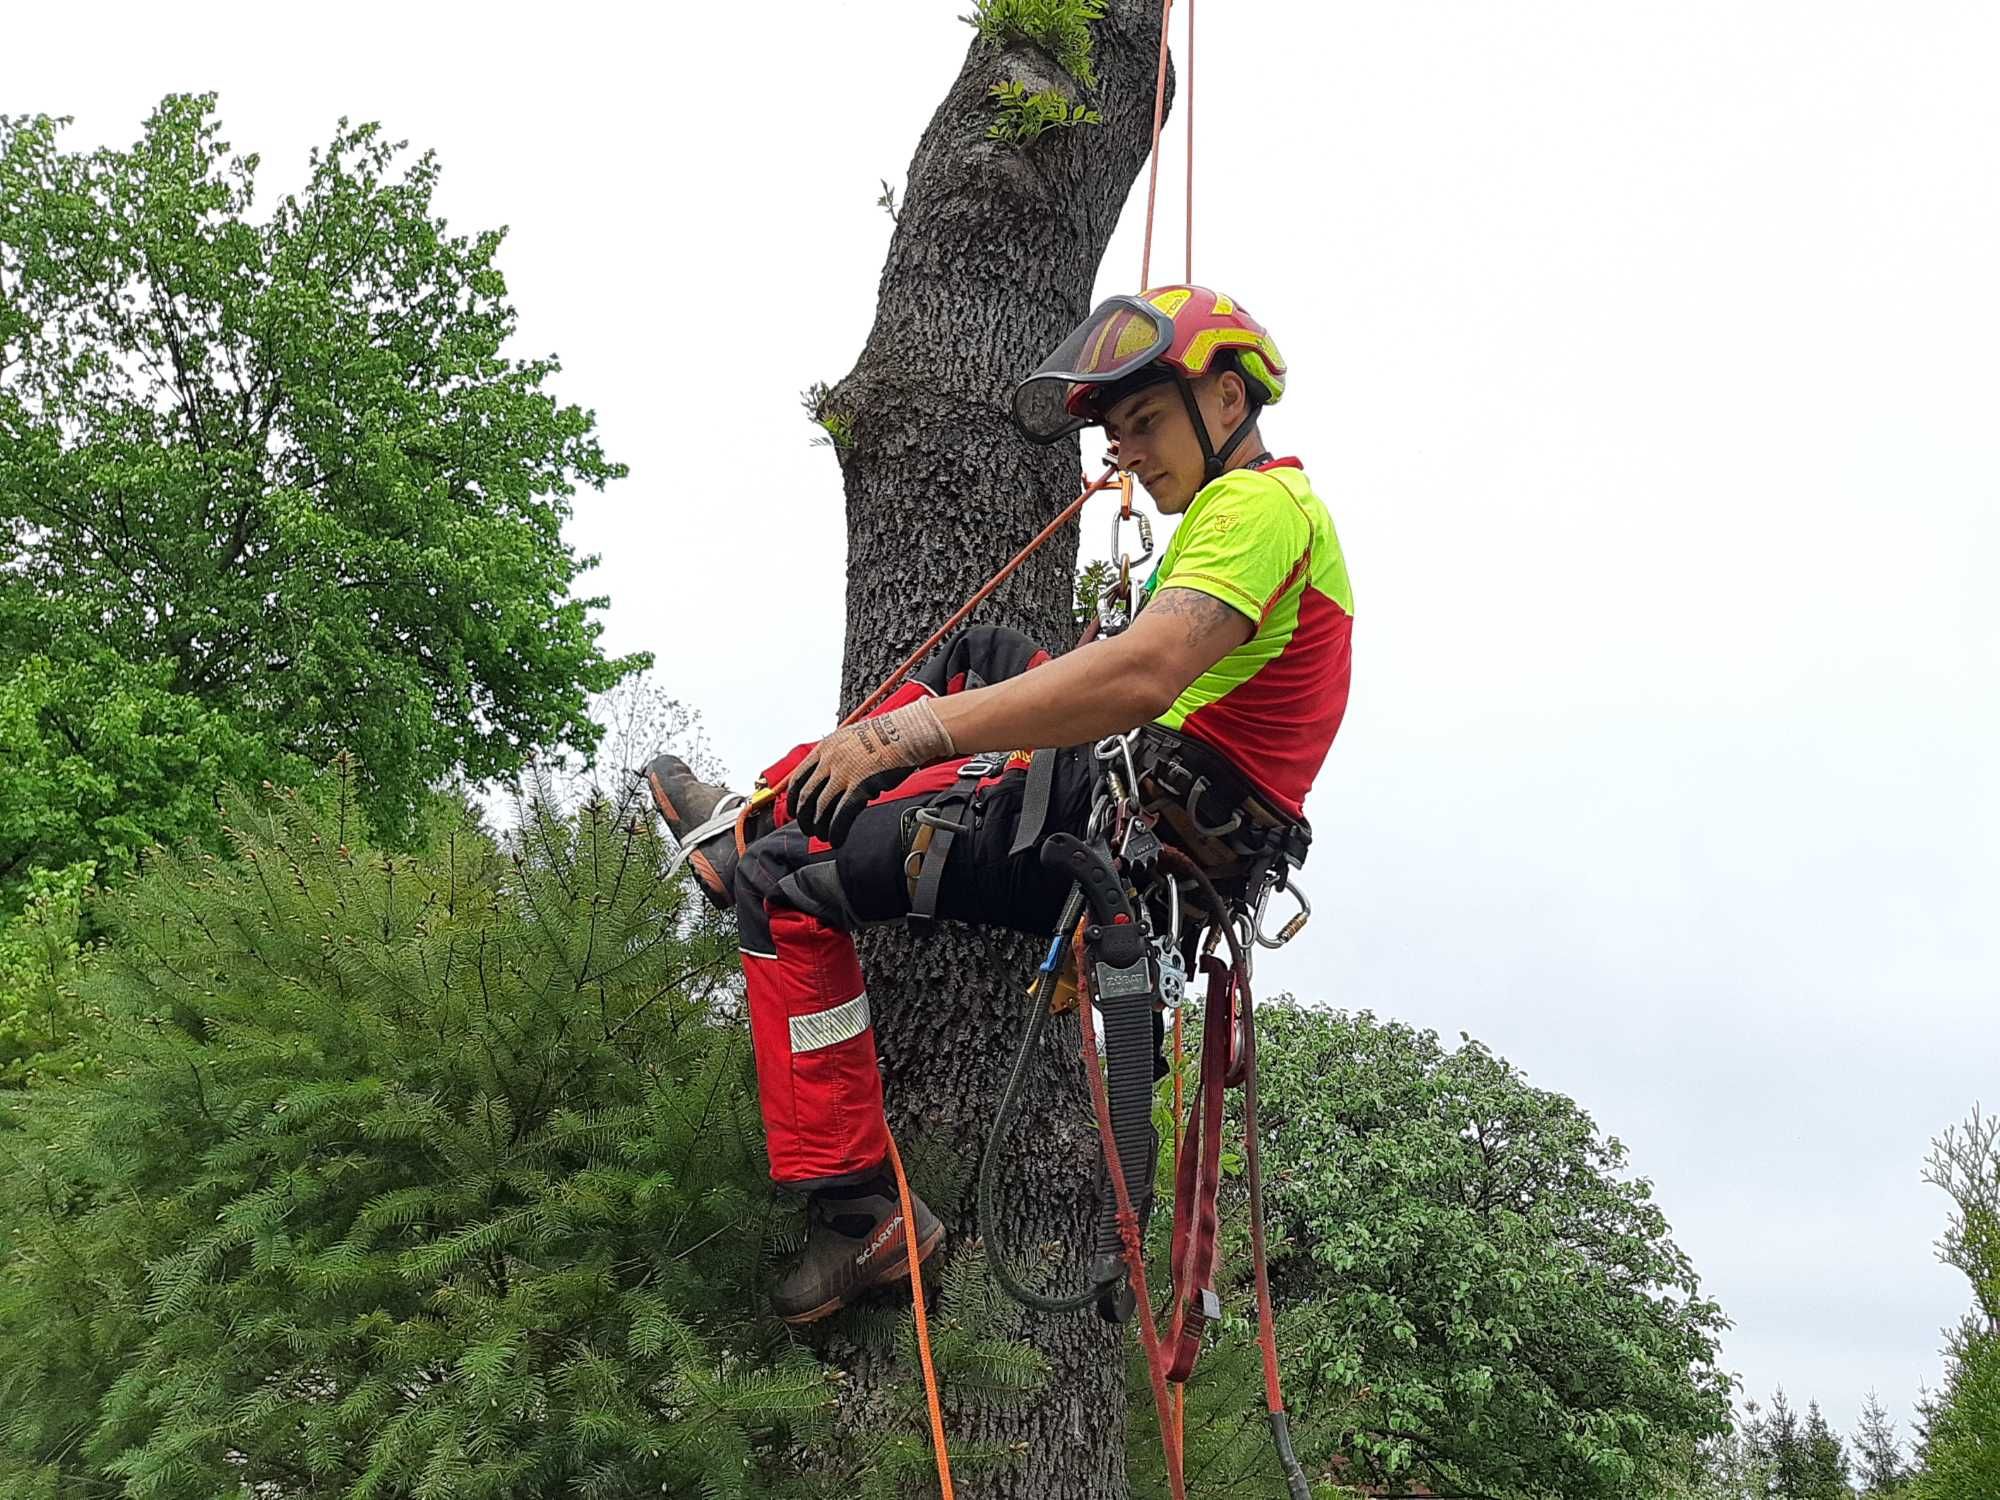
[741, 905, 890, 1186]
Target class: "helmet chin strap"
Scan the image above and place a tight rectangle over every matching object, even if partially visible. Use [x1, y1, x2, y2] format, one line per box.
[1173, 376, 1260, 484]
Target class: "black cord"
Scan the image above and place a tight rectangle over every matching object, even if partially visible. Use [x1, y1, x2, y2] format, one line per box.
[977, 886, 1114, 1315]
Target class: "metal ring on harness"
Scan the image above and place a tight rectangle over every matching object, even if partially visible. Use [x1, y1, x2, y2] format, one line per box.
[1095, 731, 1142, 802]
[904, 756, 1005, 928]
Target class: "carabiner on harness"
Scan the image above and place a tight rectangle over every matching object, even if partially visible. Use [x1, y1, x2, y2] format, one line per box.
[1253, 876, 1311, 949]
[1095, 731, 1143, 804]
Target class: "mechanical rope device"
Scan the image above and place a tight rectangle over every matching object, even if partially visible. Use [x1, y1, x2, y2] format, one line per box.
[746, 2, 1316, 1495]
[976, 718, 1314, 1499]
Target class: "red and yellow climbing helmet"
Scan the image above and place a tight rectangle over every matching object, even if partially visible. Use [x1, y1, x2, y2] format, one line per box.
[1011, 285, 1287, 448]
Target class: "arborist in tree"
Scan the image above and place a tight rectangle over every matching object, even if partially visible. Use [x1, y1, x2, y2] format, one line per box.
[645, 286, 1353, 1322]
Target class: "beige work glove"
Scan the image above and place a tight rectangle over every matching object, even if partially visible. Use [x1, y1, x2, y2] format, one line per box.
[788, 699, 955, 845]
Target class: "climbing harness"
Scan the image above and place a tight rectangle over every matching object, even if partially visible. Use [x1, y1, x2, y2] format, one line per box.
[902, 755, 1005, 929]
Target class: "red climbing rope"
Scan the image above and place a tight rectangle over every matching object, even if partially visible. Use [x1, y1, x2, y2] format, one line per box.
[844, 463, 1122, 726]
[1075, 930, 1189, 1500]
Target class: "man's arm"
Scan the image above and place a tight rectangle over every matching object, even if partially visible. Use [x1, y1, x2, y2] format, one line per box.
[930, 587, 1254, 753]
[786, 588, 1253, 843]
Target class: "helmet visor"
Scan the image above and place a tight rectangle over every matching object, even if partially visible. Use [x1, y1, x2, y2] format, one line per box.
[1010, 296, 1176, 445]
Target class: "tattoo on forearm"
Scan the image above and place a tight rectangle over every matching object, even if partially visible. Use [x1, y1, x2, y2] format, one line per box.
[1146, 587, 1246, 649]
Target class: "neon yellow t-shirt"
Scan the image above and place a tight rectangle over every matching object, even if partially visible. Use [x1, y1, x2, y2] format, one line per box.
[1139, 460, 1353, 817]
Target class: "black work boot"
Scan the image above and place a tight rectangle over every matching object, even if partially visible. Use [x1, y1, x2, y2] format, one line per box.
[770, 1176, 944, 1324]
[641, 754, 744, 910]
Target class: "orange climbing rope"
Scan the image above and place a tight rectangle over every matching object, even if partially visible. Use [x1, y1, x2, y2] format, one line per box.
[1074, 928, 1190, 1500]
[1139, 0, 1177, 289]
[887, 1131, 955, 1500]
[1185, 0, 1196, 283]
[1168, 28, 1194, 1467]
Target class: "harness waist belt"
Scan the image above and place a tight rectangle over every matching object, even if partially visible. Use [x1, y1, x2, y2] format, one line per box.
[1126, 724, 1312, 897]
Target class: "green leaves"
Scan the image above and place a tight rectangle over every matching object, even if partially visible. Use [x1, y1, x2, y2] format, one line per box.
[964, 0, 1108, 89]
[986, 81, 1103, 147]
[0, 861, 97, 1082]
[1908, 1107, 2000, 1500]
[0, 648, 263, 913]
[1232, 1004, 1733, 1500]
[0, 96, 643, 892]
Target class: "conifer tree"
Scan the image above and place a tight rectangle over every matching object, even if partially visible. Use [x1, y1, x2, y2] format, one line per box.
[1760, 1389, 1809, 1498]
[1803, 1400, 1852, 1498]
[1855, 1389, 1907, 1496]
[0, 762, 861, 1498]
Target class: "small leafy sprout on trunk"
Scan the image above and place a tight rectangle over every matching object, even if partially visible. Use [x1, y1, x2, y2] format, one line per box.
[987, 82, 1103, 146]
[800, 380, 854, 452]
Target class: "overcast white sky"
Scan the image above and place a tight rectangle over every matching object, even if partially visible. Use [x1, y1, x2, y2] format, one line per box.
[12, 0, 1996, 1457]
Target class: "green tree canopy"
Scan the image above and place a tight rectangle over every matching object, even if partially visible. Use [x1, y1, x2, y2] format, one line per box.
[0, 94, 642, 896]
[1911, 1106, 2000, 1500]
[1246, 1004, 1734, 1499]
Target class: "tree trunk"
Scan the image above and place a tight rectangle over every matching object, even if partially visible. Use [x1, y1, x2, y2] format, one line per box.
[819, 9, 1170, 1498]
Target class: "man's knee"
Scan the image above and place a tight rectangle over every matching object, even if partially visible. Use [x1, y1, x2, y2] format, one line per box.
[772, 861, 854, 933]
[914, 625, 1051, 696]
[735, 827, 805, 955]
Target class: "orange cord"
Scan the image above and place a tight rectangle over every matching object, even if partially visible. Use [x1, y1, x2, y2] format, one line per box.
[845, 464, 1120, 726]
[887, 1130, 955, 1500]
[1185, 0, 1195, 283]
[733, 469, 1118, 858]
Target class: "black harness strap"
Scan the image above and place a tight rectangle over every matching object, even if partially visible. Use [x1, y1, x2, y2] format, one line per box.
[1008, 747, 1061, 858]
[905, 757, 1001, 930]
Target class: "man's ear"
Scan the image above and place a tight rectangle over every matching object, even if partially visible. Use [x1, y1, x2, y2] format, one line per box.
[1202, 367, 1247, 425]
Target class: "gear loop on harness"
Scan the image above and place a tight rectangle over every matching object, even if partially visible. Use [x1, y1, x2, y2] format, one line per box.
[1185, 773, 1244, 838]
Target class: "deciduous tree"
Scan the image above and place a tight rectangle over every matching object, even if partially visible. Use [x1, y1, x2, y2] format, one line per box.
[0, 96, 641, 895]
[1250, 1005, 1734, 1499]
[1909, 1106, 2000, 1500]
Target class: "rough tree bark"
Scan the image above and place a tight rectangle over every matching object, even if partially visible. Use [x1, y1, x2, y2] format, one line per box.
[815, 8, 1170, 1498]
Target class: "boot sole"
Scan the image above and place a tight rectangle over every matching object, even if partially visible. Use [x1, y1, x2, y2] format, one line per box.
[778, 1220, 946, 1325]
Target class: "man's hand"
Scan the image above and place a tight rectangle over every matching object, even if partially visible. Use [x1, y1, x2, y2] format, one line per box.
[789, 699, 955, 846]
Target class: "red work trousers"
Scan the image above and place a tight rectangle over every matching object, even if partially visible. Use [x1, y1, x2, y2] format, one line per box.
[732, 627, 1095, 1190]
